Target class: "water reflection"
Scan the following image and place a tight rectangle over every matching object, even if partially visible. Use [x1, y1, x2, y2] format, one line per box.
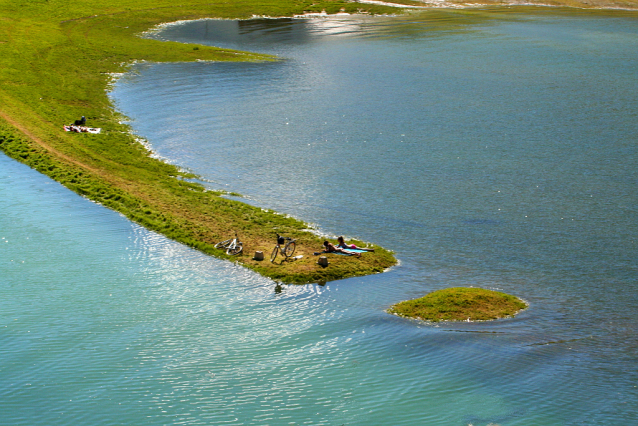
[147, 10, 504, 50]
[149, 7, 638, 52]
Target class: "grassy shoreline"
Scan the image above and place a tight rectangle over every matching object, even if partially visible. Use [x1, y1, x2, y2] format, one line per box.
[388, 288, 528, 322]
[1, 1, 636, 283]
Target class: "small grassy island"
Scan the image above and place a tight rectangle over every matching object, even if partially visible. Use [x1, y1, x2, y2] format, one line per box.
[388, 287, 527, 322]
[1, 1, 636, 284]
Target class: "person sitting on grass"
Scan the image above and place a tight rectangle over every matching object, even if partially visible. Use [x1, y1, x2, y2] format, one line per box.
[323, 240, 361, 257]
[337, 236, 374, 252]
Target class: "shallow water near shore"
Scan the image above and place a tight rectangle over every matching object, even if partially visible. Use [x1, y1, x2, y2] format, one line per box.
[3, 8, 638, 425]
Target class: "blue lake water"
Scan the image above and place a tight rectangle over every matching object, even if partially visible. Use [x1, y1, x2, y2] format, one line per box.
[2, 8, 638, 425]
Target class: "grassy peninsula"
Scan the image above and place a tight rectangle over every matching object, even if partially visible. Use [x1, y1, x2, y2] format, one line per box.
[0, 0, 404, 284]
[388, 288, 527, 322]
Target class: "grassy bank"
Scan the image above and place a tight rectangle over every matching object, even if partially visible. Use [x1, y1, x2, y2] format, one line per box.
[0, 0, 403, 284]
[388, 288, 528, 322]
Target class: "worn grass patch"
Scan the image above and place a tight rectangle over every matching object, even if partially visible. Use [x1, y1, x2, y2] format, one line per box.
[388, 287, 527, 322]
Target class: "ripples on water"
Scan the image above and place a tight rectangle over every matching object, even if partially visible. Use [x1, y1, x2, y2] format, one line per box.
[3, 8, 638, 425]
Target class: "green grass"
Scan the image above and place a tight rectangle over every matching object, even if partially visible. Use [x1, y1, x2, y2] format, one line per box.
[388, 287, 527, 322]
[0, 0, 403, 284]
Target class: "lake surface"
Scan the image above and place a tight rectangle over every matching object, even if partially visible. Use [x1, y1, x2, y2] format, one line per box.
[2, 7, 638, 425]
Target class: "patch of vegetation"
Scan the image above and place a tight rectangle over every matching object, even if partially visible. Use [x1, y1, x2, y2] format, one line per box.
[388, 287, 527, 322]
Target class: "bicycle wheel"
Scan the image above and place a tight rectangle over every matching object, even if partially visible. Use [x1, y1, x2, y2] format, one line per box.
[270, 246, 279, 263]
[283, 241, 296, 258]
[228, 242, 243, 256]
[214, 239, 231, 249]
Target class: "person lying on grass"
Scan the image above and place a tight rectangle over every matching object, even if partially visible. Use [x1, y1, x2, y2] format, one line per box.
[322, 241, 361, 257]
[337, 236, 374, 252]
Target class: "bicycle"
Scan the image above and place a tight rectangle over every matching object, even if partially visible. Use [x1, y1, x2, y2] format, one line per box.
[214, 233, 243, 255]
[270, 233, 296, 263]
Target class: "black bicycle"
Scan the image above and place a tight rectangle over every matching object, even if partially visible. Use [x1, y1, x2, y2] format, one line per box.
[270, 233, 296, 263]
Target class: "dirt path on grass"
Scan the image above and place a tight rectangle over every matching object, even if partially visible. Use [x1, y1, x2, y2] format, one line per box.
[0, 108, 235, 239]
[0, 109, 107, 179]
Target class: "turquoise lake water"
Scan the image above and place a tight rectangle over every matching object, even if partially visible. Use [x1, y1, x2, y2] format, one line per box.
[2, 7, 638, 425]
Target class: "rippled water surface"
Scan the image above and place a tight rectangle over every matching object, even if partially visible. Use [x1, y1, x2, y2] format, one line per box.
[3, 8, 638, 425]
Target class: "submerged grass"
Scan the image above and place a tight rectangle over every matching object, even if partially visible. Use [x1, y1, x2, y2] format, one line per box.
[0, 0, 402, 284]
[388, 287, 527, 322]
